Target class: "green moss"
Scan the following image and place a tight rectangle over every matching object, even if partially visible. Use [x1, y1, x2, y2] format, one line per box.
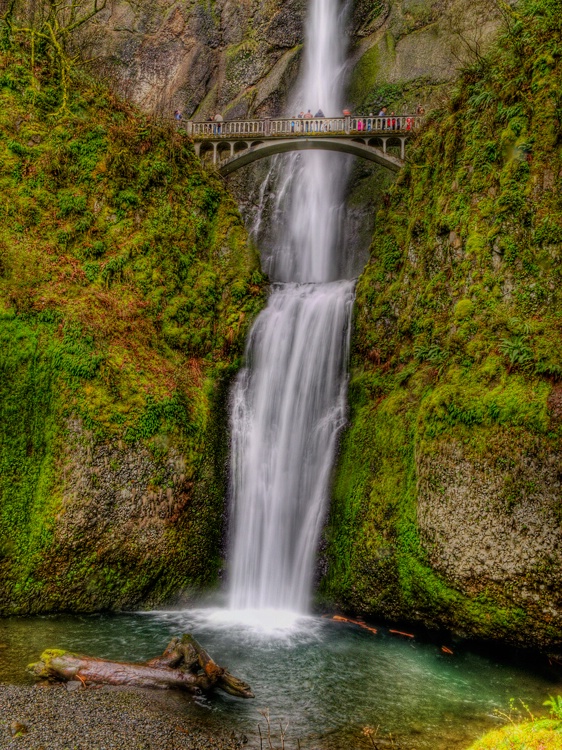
[454, 299, 473, 320]
[324, 379, 532, 640]
[349, 45, 381, 106]
[324, 0, 562, 647]
[0, 46, 265, 614]
[467, 721, 562, 750]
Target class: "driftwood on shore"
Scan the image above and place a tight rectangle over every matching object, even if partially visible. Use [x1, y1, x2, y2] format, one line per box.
[27, 634, 254, 699]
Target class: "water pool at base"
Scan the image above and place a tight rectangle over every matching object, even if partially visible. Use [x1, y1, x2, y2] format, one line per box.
[1, 610, 560, 749]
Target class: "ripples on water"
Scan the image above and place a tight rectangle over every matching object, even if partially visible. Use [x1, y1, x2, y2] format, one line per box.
[1, 610, 560, 749]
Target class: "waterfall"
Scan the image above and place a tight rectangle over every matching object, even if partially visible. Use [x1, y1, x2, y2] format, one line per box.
[228, 0, 354, 614]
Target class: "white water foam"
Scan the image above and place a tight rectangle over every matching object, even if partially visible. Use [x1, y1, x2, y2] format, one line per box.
[228, 0, 354, 621]
[141, 607, 323, 642]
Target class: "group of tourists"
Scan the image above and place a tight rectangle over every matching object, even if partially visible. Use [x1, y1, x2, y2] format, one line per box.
[353, 104, 425, 132]
[296, 109, 325, 119]
[290, 108, 327, 132]
[287, 105, 422, 133]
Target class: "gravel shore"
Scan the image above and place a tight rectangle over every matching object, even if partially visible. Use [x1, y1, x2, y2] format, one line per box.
[0, 683, 246, 750]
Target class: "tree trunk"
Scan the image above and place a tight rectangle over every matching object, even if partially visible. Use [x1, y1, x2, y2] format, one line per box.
[28, 634, 254, 699]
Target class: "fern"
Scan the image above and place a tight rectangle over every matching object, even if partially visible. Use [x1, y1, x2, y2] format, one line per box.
[544, 695, 562, 719]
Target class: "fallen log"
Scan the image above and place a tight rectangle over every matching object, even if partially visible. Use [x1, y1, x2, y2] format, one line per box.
[27, 634, 254, 699]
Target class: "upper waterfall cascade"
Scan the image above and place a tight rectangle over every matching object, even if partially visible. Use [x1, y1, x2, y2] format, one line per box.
[228, 0, 356, 614]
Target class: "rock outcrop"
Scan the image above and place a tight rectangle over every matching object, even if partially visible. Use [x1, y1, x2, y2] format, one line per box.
[80, 0, 499, 121]
[323, 0, 562, 649]
[82, 0, 306, 119]
[0, 52, 264, 614]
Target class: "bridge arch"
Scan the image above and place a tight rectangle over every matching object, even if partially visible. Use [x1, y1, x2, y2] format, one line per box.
[218, 137, 404, 176]
[217, 141, 231, 159]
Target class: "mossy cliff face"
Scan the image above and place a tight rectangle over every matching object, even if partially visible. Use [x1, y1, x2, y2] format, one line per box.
[324, 0, 562, 649]
[349, 0, 500, 113]
[345, 0, 503, 284]
[0, 52, 264, 614]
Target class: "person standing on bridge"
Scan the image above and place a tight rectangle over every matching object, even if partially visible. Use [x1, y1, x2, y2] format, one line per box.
[314, 109, 324, 132]
[214, 112, 224, 135]
[378, 106, 387, 129]
[304, 109, 313, 132]
[174, 110, 183, 121]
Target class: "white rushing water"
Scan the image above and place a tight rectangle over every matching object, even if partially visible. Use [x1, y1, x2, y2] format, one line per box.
[228, 0, 354, 614]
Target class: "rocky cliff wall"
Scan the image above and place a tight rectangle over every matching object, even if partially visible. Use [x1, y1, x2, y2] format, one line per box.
[0, 51, 264, 614]
[83, 0, 501, 270]
[82, 0, 498, 120]
[82, 0, 306, 119]
[323, 0, 562, 649]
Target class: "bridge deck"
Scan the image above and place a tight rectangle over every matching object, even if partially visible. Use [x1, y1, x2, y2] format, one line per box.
[182, 115, 422, 139]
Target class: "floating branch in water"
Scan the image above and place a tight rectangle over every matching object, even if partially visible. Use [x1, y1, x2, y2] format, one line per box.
[27, 634, 254, 699]
[331, 615, 378, 635]
[388, 630, 415, 638]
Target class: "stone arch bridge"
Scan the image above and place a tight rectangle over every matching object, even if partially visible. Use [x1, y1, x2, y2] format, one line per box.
[181, 115, 422, 175]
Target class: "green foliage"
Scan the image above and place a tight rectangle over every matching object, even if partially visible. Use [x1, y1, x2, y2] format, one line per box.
[324, 0, 562, 647]
[500, 335, 534, 370]
[0, 46, 265, 614]
[467, 720, 562, 750]
[544, 697, 562, 720]
[0, 0, 109, 116]
[57, 191, 87, 217]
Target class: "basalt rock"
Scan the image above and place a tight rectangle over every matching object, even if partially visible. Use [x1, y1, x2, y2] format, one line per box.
[323, 0, 562, 650]
[80, 0, 307, 119]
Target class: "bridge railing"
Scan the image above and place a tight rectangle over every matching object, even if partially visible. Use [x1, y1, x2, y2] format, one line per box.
[268, 117, 347, 134]
[189, 120, 267, 137]
[350, 116, 421, 133]
[183, 115, 423, 139]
